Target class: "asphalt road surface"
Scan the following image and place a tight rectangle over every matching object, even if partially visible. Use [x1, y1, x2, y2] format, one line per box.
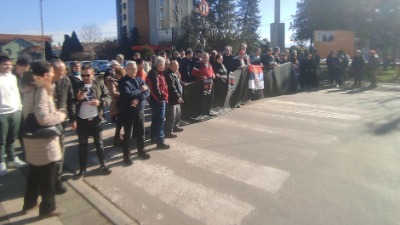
[63, 84, 400, 225]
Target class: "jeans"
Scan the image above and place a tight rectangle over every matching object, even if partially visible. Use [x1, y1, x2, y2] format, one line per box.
[165, 104, 181, 134]
[150, 100, 166, 144]
[76, 116, 105, 172]
[23, 162, 57, 215]
[0, 110, 22, 163]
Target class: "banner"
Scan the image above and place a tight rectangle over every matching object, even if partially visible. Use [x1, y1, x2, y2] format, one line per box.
[181, 63, 293, 122]
[248, 65, 264, 90]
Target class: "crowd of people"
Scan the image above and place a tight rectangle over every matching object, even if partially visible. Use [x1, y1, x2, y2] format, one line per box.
[0, 44, 381, 218]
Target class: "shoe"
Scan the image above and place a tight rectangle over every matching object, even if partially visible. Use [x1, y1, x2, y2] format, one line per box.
[100, 165, 112, 174]
[165, 133, 178, 138]
[137, 151, 150, 160]
[75, 171, 86, 180]
[55, 183, 67, 195]
[22, 202, 39, 214]
[173, 127, 184, 133]
[156, 142, 170, 150]
[0, 162, 7, 176]
[7, 157, 26, 168]
[39, 208, 65, 219]
[123, 157, 133, 166]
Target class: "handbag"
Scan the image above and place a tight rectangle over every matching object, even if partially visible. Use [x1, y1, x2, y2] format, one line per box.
[22, 113, 62, 138]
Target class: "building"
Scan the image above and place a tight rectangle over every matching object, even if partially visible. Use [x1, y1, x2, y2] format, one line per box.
[116, 0, 194, 49]
[0, 34, 52, 62]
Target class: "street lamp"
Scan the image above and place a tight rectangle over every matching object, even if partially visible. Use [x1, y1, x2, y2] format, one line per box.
[40, 0, 45, 60]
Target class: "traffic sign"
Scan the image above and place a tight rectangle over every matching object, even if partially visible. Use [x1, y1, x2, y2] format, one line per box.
[198, 0, 210, 17]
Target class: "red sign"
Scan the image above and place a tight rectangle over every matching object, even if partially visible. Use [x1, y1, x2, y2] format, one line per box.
[198, 0, 210, 17]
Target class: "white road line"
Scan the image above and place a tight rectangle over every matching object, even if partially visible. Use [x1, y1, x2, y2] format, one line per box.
[247, 102, 360, 121]
[239, 108, 351, 129]
[112, 161, 255, 225]
[264, 99, 366, 114]
[161, 141, 291, 194]
[210, 118, 338, 144]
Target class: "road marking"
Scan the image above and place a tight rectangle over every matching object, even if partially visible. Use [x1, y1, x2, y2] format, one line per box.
[248, 100, 361, 120]
[238, 108, 351, 129]
[161, 141, 291, 194]
[265, 99, 366, 114]
[112, 161, 255, 225]
[210, 118, 338, 144]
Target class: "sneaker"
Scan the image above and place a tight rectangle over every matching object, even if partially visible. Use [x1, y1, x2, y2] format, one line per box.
[100, 165, 112, 174]
[39, 208, 65, 219]
[7, 157, 26, 168]
[0, 162, 7, 176]
[156, 142, 170, 150]
[165, 133, 178, 138]
[74, 171, 86, 180]
[173, 127, 184, 133]
[137, 151, 150, 160]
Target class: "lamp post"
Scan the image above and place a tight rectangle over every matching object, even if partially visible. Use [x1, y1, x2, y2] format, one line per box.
[40, 0, 45, 60]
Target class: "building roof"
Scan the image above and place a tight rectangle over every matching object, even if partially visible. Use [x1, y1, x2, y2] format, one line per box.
[0, 33, 52, 45]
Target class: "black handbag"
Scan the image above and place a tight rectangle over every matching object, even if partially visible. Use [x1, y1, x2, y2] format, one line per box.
[22, 113, 62, 139]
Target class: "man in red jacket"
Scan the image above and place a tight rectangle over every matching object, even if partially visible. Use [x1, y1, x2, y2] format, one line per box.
[192, 53, 215, 80]
[147, 57, 170, 149]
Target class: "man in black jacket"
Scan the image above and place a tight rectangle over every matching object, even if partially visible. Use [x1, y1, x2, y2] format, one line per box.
[52, 60, 76, 193]
[74, 65, 111, 180]
[118, 61, 151, 165]
[164, 60, 184, 138]
[179, 50, 194, 83]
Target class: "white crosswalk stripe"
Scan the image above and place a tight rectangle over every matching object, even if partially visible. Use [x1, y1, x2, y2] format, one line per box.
[159, 141, 291, 193]
[109, 161, 255, 225]
[248, 100, 361, 120]
[209, 118, 338, 144]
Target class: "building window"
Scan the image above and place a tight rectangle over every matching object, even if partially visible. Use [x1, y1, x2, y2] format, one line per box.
[4, 49, 12, 56]
[123, 3, 126, 9]
[123, 14, 127, 21]
[160, 0, 164, 27]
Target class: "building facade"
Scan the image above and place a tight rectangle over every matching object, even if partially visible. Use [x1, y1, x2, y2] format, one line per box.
[0, 34, 52, 62]
[116, 0, 194, 47]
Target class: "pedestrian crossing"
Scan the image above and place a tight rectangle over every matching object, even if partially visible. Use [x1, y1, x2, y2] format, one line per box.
[80, 97, 363, 225]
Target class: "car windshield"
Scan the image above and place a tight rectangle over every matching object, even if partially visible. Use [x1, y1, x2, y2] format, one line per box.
[98, 61, 109, 65]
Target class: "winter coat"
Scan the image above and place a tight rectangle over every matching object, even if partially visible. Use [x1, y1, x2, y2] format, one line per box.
[22, 82, 65, 166]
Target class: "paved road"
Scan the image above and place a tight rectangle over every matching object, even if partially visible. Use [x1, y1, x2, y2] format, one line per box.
[63, 84, 400, 225]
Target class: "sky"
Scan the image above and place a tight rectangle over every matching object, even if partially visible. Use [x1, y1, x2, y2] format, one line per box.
[0, 0, 299, 47]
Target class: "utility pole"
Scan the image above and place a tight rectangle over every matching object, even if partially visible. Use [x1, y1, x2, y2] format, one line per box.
[40, 0, 45, 60]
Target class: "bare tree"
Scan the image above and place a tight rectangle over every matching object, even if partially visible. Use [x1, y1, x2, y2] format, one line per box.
[80, 24, 102, 44]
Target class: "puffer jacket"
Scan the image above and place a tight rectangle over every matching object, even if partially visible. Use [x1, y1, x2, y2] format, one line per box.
[22, 83, 66, 166]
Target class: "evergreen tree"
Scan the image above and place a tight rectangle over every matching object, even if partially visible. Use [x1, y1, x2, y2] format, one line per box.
[44, 42, 54, 61]
[236, 0, 261, 52]
[130, 27, 140, 46]
[118, 29, 132, 59]
[60, 34, 72, 61]
[70, 31, 84, 52]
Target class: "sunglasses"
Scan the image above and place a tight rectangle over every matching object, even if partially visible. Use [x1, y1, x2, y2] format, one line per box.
[81, 74, 91, 78]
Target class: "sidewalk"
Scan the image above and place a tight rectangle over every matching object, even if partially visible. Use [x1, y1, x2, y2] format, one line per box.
[0, 121, 139, 225]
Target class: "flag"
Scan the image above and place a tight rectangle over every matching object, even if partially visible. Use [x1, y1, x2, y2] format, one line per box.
[248, 65, 264, 90]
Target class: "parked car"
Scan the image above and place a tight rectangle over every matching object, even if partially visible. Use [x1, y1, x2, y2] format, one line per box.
[92, 60, 110, 74]
[64, 61, 76, 70]
[81, 61, 91, 67]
